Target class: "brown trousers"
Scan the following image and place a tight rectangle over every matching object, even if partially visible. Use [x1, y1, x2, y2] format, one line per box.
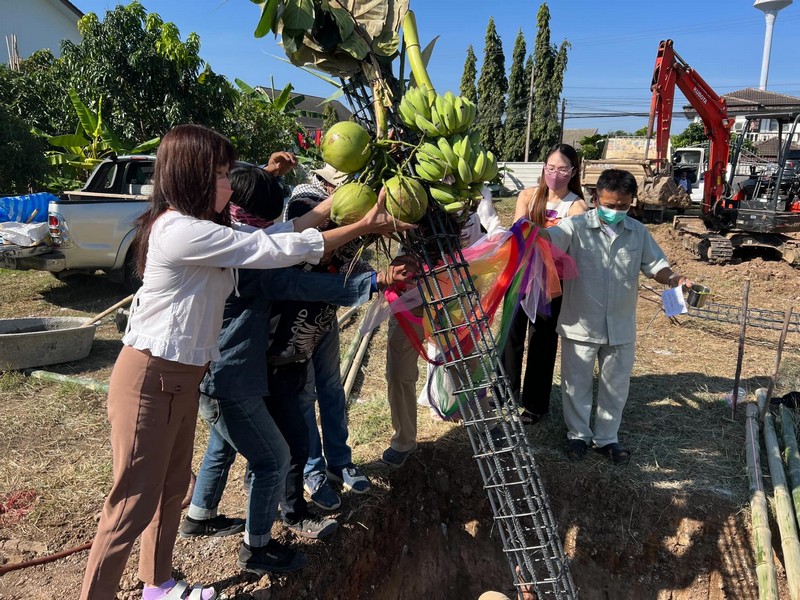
[80, 346, 207, 599]
[386, 317, 423, 452]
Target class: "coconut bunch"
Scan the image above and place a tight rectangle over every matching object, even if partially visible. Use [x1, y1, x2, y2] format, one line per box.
[320, 120, 428, 226]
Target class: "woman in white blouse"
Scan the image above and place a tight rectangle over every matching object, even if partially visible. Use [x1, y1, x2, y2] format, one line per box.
[80, 124, 410, 600]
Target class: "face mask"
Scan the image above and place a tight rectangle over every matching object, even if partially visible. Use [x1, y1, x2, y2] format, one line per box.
[596, 205, 627, 225]
[544, 171, 572, 191]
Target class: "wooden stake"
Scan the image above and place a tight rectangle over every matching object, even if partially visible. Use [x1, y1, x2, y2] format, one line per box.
[760, 307, 794, 420]
[731, 279, 750, 418]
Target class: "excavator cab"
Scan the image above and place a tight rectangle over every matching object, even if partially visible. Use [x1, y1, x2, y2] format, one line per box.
[726, 112, 800, 234]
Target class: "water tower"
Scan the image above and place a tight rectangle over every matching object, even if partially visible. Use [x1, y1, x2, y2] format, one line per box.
[754, 0, 792, 90]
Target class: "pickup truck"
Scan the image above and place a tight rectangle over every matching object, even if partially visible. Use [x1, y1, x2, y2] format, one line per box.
[5, 155, 155, 291]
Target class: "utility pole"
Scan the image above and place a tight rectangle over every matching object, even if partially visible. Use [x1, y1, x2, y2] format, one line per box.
[559, 98, 566, 144]
[523, 60, 536, 162]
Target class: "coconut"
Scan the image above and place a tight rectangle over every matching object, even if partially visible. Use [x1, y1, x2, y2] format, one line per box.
[320, 121, 372, 174]
[330, 183, 378, 225]
[383, 176, 428, 223]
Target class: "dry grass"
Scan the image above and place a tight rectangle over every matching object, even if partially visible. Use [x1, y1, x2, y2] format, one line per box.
[1, 196, 798, 552]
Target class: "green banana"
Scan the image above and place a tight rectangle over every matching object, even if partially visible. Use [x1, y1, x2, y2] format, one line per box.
[398, 96, 419, 130]
[419, 142, 445, 162]
[428, 183, 459, 205]
[482, 151, 498, 181]
[407, 87, 431, 121]
[452, 96, 465, 132]
[472, 150, 487, 182]
[414, 160, 443, 182]
[442, 201, 466, 214]
[436, 137, 458, 170]
[415, 114, 440, 137]
[429, 102, 448, 136]
[456, 156, 473, 185]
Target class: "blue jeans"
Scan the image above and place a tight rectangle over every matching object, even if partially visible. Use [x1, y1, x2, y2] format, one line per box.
[300, 322, 352, 478]
[188, 393, 290, 547]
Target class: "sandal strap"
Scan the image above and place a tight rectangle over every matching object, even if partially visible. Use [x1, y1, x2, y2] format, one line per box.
[163, 581, 190, 600]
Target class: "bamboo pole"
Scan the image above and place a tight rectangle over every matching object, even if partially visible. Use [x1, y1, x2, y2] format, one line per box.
[337, 305, 360, 328]
[25, 370, 109, 393]
[758, 388, 800, 599]
[343, 327, 374, 402]
[746, 402, 780, 599]
[780, 404, 800, 522]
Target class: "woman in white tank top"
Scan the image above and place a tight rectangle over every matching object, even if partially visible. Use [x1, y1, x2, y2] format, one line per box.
[501, 144, 588, 424]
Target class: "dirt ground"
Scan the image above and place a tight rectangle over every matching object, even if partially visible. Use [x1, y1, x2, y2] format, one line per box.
[1, 203, 800, 599]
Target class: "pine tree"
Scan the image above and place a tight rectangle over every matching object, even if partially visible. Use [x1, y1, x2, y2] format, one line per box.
[530, 3, 569, 161]
[322, 103, 339, 131]
[460, 44, 477, 104]
[476, 18, 507, 158]
[502, 30, 528, 161]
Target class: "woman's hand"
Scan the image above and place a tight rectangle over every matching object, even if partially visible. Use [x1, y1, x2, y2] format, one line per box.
[264, 152, 297, 177]
[359, 187, 417, 235]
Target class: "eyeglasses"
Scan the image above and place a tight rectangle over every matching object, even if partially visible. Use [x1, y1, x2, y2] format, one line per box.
[544, 166, 574, 176]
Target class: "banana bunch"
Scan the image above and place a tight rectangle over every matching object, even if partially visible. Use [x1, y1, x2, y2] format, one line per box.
[398, 88, 476, 137]
[427, 181, 485, 215]
[445, 133, 499, 187]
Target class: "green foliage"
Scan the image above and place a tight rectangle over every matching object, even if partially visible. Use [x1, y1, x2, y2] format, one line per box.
[502, 30, 528, 161]
[529, 3, 569, 161]
[576, 133, 604, 160]
[671, 121, 707, 148]
[3, 2, 234, 143]
[476, 18, 507, 158]
[460, 45, 478, 104]
[632, 126, 649, 137]
[0, 104, 49, 194]
[41, 89, 160, 189]
[322, 103, 339, 131]
[226, 94, 297, 165]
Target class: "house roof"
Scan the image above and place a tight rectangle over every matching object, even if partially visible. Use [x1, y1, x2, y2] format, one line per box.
[58, 0, 84, 18]
[562, 128, 598, 150]
[290, 92, 352, 129]
[753, 137, 800, 158]
[683, 88, 800, 118]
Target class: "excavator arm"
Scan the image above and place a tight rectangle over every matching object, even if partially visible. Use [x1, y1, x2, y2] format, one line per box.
[647, 39, 734, 215]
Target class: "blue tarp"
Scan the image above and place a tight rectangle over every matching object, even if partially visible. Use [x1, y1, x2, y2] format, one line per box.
[0, 193, 56, 223]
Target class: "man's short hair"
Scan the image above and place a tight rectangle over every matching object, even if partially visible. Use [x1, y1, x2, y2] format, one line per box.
[596, 169, 637, 198]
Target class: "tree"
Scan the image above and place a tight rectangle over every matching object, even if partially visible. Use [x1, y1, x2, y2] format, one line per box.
[476, 18, 507, 158]
[226, 94, 297, 165]
[322, 103, 339, 131]
[502, 30, 528, 161]
[529, 3, 569, 161]
[0, 104, 49, 194]
[671, 121, 707, 148]
[576, 133, 604, 160]
[2, 2, 234, 143]
[460, 45, 478, 104]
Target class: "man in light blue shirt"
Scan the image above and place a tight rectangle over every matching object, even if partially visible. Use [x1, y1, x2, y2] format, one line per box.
[546, 169, 694, 465]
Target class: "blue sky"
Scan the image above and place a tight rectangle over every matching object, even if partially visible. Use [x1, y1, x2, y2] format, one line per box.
[76, 0, 800, 134]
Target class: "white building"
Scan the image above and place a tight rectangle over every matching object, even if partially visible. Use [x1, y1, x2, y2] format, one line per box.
[1, 0, 83, 65]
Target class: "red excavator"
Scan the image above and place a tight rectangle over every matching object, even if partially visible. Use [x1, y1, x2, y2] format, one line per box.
[647, 39, 800, 265]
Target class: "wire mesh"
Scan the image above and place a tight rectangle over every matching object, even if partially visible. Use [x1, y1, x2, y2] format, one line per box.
[342, 74, 576, 597]
[689, 302, 800, 333]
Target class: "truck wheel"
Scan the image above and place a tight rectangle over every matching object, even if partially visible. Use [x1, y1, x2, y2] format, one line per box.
[122, 252, 142, 293]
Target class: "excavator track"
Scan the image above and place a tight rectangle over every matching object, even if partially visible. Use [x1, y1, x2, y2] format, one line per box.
[673, 216, 734, 264]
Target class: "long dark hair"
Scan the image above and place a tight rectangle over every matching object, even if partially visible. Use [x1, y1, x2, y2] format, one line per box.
[529, 143, 584, 227]
[132, 124, 236, 277]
